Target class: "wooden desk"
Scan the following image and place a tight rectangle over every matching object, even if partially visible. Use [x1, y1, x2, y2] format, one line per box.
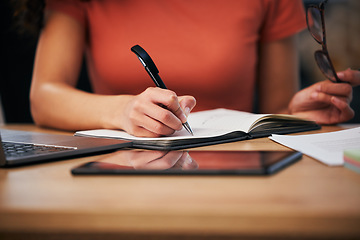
[1, 125, 360, 240]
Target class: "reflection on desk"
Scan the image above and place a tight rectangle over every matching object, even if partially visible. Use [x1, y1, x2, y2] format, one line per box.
[71, 150, 302, 176]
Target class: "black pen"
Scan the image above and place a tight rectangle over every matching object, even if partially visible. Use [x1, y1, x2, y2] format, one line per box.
[131, 45, 194, 136]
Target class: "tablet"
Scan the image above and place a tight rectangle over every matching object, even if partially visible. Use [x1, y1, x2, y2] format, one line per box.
[71, 150, 302, 176]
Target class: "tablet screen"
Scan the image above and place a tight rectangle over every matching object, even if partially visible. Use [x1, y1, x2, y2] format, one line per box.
[71, 150, 302, 175]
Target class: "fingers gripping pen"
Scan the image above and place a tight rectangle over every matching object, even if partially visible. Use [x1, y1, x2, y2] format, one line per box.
[131, 45, 194, 135]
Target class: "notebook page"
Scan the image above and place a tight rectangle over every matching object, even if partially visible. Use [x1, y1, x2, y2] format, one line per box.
[76, 109, 269, 141]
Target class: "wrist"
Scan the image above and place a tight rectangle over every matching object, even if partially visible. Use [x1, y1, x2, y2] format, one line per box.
[99, 95, 134, 130]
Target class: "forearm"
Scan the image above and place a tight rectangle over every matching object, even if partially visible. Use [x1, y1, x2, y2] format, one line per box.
[30, 82, 133, 131]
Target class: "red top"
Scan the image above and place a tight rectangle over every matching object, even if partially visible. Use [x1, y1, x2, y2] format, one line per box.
[46, 0, 306, 112]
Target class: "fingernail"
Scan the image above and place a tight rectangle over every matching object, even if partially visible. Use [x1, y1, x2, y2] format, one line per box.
[184, 107, 190, 117]
[331, 96, 338, 104]
[180, 112, 187, 123]
[337, 72, 345, 79]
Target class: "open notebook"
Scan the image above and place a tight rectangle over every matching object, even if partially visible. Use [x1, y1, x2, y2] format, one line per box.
[75, 108, 320, 150]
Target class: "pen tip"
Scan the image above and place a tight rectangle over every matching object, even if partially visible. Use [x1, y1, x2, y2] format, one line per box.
[183, 122, 194, 136]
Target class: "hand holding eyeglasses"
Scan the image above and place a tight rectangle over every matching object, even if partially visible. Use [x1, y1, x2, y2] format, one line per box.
[288, 68, 360, 125]
[290, 0, 359, 124]
[288, 80, 353, 125]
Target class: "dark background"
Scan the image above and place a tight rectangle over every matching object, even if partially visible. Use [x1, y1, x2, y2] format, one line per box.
[1, 0, 35, 123]
[1, 0, 359, 124]
[0, 0, 91, 124]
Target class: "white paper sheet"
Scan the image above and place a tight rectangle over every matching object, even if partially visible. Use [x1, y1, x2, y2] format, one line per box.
[269, 127, 360, 166]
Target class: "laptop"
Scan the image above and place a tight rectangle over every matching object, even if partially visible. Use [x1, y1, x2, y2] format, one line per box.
[0, 129, 132, 167]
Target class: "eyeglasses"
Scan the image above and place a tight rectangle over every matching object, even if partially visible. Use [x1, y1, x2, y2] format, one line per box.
[306, 0, 342, 83]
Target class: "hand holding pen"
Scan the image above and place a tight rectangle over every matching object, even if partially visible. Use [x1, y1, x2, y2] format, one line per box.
[130, 45, 196, 136]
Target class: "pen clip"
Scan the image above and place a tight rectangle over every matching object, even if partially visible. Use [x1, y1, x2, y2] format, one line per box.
[131, 45, 159, 74]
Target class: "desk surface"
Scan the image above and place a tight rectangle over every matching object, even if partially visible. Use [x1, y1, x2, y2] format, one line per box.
[1, 125, 360, 240]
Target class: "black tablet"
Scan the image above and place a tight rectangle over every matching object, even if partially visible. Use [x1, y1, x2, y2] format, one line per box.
[71, 150, 302, 176]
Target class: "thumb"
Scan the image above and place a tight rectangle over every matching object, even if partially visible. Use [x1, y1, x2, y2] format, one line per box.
[179, 96, 196, 117]
[337, 68, 360, 86]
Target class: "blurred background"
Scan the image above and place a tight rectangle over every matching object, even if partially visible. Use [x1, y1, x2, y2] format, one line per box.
[0, 0, 359, 125]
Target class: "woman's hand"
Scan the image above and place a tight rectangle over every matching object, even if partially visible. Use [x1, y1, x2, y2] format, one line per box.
[289, 69, 359, 124]
[337, 68, 360, 86]
[120, 87, 196, 137]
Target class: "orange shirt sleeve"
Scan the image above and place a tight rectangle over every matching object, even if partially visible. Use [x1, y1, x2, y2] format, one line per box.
[260, 0, 306, 42]
[45, 0, 87, 26]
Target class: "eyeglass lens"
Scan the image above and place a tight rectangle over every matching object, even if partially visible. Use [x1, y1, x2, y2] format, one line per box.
[307, 4, 340, 83]
[307, 7, 323, 43]
[314, 51, 337, 82]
